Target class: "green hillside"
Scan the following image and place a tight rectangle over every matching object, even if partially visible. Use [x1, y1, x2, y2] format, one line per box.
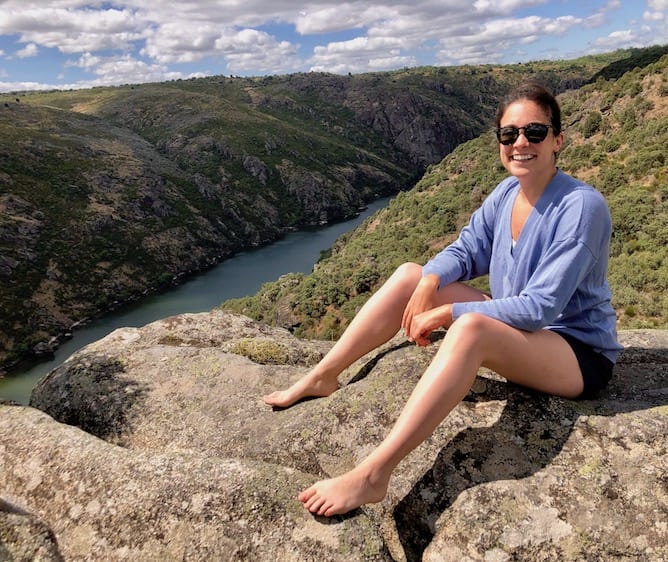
[0, 46, 665, 369]
[222, 53, 668, 337]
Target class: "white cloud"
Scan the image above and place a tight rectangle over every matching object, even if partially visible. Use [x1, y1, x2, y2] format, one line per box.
[92, 55, 179, 84]
[648, 0, 668, 10]
[140, 23, 301, 73]
[644, 10, 666, 22]
[309, 35, 416, 73]
[0, 1, 665, 91]
[65, 52, 189, 87]
[642, 0, 667, 34]
[313, 35, 403, 55]
[0, 5, 148, 53]
[296, 4, 395, 34]
[65, 52, 101, 71]
[140, 22, 221, 64]
[434, 14, 583, 66]
[593, 29, 641, 50]
[215, 29, 301, 73]
[15, 42, 38, 58]
[473, 0, 548, 15]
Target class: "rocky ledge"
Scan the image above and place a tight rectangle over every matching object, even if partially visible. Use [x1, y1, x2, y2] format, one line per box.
[1, 310, 666, 561]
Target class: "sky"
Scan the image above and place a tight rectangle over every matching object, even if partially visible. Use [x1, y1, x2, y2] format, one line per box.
[0, 1, 666, 93]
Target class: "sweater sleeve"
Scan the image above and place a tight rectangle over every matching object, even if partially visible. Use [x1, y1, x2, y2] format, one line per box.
[452, 237, 598, 331]
[452, 187, 612, 332]
[422, 182, 502, 286]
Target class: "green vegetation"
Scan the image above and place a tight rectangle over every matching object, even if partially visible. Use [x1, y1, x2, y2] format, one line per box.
[0, 46, 665, 368]
[222, 52, 668, 336]
[229, 339, 290, 365]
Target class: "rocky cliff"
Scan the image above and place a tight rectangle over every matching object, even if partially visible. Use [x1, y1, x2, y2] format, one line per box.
[0, 94, 407, 370]
[1, 311, 666, 561]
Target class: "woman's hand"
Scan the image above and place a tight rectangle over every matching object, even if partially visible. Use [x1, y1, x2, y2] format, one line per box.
[408, 306, 453, 346]
[402, 274, 445, 345]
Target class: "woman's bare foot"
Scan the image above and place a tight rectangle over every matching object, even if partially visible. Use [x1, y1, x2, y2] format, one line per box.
[263, 371, 339, 408]
[297, 465, 390, 517]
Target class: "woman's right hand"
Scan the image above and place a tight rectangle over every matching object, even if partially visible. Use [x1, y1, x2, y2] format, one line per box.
[402, 274, 440, 342]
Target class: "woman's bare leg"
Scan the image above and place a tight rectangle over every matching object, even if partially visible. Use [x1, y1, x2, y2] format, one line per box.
[263, 263, 421, 407]
[263, 263, 488, 407]
[299, 312, 584, 516]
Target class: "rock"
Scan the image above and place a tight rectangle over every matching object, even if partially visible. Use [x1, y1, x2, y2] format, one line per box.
[1, 310, 666, 561]
[242, 154, 269, 184]
[0, 498, 63, 561]
[276, 160, 361, 225]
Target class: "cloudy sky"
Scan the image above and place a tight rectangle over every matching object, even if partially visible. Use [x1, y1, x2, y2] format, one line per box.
[0, 1, 666, 92]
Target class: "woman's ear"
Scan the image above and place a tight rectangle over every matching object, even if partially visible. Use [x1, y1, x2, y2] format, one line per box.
[554, 130, 564, 151]
[553, 130, 564, 160]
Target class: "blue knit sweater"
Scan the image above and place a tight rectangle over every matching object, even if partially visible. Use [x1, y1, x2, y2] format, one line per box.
[422, 169, 622, 363]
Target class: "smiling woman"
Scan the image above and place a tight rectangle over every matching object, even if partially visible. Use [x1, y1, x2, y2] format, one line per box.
[0, 1, 666, 92]
[264, 82, 622, 517]
[495, 84, 564, 197]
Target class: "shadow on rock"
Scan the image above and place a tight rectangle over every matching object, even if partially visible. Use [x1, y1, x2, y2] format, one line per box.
[393, 343, 667, 561]
[29, 354, 149, 442]
[347, 339, 414, 386]
[0, 497, 64, 562]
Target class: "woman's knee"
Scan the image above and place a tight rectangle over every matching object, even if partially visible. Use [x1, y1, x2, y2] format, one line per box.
[390, 262, 423, 288]
[447, 312, 499, 348]
[435, 312, 496, 366]
[452, 312, 493, 331]
[394, 262, 422, 278]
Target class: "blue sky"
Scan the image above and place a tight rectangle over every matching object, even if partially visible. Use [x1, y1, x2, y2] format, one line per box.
[0, 1, 666, 92]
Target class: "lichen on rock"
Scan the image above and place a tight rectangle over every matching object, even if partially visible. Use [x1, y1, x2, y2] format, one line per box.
[1, 311, 666, 561]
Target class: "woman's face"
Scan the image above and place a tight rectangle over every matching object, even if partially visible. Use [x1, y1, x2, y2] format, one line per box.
[498, 100, 563, 181]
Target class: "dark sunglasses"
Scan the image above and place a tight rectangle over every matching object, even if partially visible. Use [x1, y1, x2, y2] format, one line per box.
[495, 123, 554, 145]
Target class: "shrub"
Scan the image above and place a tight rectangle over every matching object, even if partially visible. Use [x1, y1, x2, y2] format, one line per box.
[582, 111, 602, 138]
[229, 338, 290, 364]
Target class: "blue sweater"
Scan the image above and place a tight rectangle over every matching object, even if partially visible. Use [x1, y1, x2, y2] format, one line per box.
[422, 170, 622, 363]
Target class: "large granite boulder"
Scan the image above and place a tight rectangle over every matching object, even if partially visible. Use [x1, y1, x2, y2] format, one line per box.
[1, 310, 666, 561]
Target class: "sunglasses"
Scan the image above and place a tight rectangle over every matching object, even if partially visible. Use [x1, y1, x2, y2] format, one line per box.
[495, 123, 554, 145]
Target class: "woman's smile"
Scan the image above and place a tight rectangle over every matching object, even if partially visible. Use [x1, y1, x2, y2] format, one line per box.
[510, 153, 536, 162]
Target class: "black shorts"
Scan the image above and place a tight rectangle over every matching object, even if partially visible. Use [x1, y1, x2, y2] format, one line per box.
[556, 332, 614, 399]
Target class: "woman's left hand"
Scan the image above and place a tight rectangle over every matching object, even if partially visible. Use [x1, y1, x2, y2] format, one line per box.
[407, 305, 452, 346]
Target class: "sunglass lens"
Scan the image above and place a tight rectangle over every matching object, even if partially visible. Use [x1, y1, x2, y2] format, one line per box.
[496, 124, 550, 145]
[497, 127, 518, 145]
[525, 124, 549, 143]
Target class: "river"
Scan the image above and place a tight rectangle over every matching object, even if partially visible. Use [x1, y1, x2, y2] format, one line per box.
[0, 196, 393, 405]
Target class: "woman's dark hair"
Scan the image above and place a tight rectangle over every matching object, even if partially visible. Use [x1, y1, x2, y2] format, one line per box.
[495, 82, 562, 134]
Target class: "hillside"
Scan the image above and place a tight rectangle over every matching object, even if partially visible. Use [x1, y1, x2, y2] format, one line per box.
[222, 53, 668, 337]
[0, 46, 665, 370]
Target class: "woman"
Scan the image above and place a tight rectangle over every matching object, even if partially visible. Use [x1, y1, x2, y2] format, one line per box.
[263, 83, 622, 517]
